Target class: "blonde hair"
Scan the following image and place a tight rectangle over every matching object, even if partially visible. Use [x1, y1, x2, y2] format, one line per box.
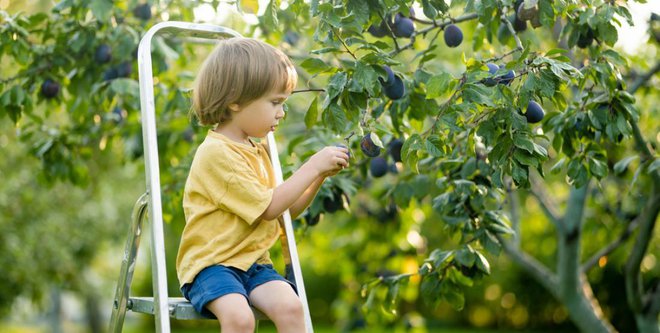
[192, 38, 298, 125]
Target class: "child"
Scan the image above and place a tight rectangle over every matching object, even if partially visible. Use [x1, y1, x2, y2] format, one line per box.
[176, 37, 349, 333]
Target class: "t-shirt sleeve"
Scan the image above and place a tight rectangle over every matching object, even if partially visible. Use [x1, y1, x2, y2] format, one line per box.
[195, 145, 273, 225]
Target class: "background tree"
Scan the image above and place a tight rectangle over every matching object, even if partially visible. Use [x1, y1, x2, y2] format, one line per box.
[1, 0, 658, 332]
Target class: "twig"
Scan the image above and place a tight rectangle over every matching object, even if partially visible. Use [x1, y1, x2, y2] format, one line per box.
[500, 12, 523, 50]
[292, 88, 326, 94]
[529, 174, 564, 232]
[331, 26, 357, 60]
[421, 73, 467, 138]
[0, 64, 52, 84]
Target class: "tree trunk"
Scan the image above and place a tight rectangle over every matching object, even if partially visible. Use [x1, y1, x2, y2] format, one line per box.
[558, 184, 617, 333]
[86, 292, 103, 333]
[561, 275, 618, 333]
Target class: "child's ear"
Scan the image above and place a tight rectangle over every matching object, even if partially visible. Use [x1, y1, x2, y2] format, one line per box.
[228, 103, 241, 112]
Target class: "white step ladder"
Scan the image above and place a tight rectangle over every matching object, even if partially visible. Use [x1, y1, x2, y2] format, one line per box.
[108, 21, 313, 333]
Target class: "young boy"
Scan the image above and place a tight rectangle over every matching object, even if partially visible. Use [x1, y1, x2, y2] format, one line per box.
[176, 38, 349, 333]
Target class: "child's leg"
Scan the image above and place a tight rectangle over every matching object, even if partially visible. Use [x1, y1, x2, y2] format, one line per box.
[249, 280, 305, 333]
[206, 293, 255, 333]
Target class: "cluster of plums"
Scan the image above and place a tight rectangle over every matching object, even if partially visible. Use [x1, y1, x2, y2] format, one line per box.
[368, 9, 416, 38]
[360, 133, 403, 178]
[379, 65, 405, 100]
[482, 62, 515, 86]
[367, 9, 464, 48]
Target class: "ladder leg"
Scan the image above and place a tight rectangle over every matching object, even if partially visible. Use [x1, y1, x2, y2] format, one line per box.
[109, 193, 150, 333]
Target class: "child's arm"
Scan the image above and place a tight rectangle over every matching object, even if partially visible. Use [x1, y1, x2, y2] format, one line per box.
[288, 176, 326, 219]
[259, 146, 348, 221]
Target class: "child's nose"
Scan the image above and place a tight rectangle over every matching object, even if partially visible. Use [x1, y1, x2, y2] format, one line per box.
[276, 108, 285, 119]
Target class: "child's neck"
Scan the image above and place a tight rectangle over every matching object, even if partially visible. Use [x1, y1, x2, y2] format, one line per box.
[213, 125, 253, 147]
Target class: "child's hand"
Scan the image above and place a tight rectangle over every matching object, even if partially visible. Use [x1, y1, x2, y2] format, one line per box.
[307, 146, 350, 177]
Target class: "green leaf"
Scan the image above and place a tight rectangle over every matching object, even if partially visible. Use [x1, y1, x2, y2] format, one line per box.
[589, 157, 608, 179]
[475, 252, 491, 274]
[425, 135, 444, 157]
[110, 79, 139, 97]
[443, 287, 465, 310]
[326, 72, 347, 100]
[550, 158, 566, 174]
[353, 62, 378, 95]
[426, 72, 454, 99]
[513, 135, 534, 154]
[462, 83, 494, 106]
[300, 58, 331, 74]
[304, 97, 319, 129]
[263, 0, 279, 28]
[513, 149, 538, 167]
[596, 21, 618, 46]
[454, 248, 476, 267]
[321, 102, 348, 132]
[427, 249, 453, 268]
[90, 0, 113, 22]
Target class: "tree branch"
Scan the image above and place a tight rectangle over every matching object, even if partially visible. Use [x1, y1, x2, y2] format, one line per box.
[629, 61, 660, 94]
[625, 183, 660, 312]
[496, 235, 559, 298]
[508, 187, 521, 248]
[558, 183, 589, 299]
[582, 219, 638, 273]
[389, 13, 479, 57]
[529, 174, 564, 232]
[645, 279, 660, 318]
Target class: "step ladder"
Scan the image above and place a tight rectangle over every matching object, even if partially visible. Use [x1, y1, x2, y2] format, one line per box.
[108, 21, 313, 333]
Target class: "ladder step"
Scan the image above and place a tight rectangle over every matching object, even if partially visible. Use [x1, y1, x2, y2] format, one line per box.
[127, 297, 267, 321]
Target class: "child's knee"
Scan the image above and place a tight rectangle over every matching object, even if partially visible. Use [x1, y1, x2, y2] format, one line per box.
[220, 310, 255, 332]
[272, 297, 303, 322]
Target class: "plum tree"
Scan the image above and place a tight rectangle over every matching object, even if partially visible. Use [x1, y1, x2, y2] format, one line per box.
[367, 20, 389, 38]
[513, 15, 527, 32]
[378, 65, 395, 86]
[40, 79, 60, 99]
[382, 75, 405, 100]
[393, 14, 414, 38]
[116, 61, 132, 78]
[498, 68, 515, 85]
[524, 100, 545, 123]
[483, 63, 500, 86]
[369, 157, 388, 178]
[516, 1, 538, 21]
[94, 44, 112, 63]
[444, 24, 463, 47]
[323, 187, 348, 213]
[360, 133, 381, 157]
[388, 138, 403, 163]
[132, 3, 152, 21]
[577, 27, 595, 48]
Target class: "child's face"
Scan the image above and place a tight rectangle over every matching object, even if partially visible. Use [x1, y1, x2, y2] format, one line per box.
[231, 90, 289, 138]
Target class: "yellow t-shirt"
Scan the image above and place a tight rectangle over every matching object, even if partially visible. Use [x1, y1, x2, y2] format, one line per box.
[176, 130, 280, 286]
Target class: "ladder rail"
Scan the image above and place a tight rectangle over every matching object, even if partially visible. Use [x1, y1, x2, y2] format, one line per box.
[131, 21, 313, 332]
[268, 134, 314, 332]
[136, 22, 243, 333]
[109, 193, 150, 333]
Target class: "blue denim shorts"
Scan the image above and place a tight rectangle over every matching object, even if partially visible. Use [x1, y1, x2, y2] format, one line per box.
[181, 263, 296, 319]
